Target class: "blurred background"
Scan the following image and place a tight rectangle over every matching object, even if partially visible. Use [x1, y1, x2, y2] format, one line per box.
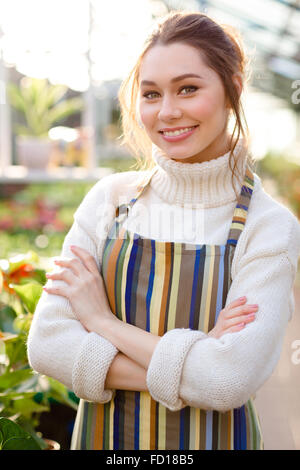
[0, 0, 299, 450]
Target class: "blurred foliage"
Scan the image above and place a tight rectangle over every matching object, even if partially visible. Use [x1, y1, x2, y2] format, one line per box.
[0, 250, 78, 450]
[257, 152, 300, 218]
[0, 157, 138, 259]
[98, 156, 138, 173]
[0, 181, 94, 259]
[7, 77, 83, 138]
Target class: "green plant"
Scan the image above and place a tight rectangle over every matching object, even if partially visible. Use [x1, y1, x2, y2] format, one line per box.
[7, 77, 83, 138]
[0, 250, 78, 450]
[0, 417, 41, 450]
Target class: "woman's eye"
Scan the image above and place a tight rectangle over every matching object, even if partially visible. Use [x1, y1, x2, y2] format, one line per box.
[142, 85, 198, 100]
[180, 86, 198, 94]
[142, 91, 159, 99]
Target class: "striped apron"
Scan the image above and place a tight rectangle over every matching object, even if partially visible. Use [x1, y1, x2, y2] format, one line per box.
[71, 164, 264, 450]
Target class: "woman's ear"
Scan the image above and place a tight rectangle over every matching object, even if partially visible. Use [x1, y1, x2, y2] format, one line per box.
[225, 72, 243, 109]
[232, 72, 243, 98]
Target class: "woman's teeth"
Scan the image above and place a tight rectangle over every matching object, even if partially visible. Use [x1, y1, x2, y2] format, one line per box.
[162, 126, 197, 136]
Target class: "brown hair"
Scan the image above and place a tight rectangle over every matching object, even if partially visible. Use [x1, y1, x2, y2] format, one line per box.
[118, 11, 256, 197]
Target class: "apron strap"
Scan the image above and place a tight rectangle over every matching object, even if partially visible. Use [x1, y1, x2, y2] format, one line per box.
[227, 164, 255, 247]
[115, 166, 159, 219]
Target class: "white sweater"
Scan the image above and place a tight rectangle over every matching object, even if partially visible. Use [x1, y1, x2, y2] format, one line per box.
[27, 142, 300, 412]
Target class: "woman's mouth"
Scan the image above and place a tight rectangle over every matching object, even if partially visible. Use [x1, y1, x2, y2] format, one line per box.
[159, 125, 199, 142]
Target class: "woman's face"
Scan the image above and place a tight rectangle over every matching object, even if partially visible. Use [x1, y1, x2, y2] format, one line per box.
[138, 42, 236, 163]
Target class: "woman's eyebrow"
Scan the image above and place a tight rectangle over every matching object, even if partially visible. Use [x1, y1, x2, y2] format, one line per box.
[140, 73, 204, 87]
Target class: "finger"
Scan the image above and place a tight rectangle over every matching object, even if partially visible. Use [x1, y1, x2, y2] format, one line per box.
[46, 268, 77, 285]
[225, 312, 256, 328]
[54, 258, 82, 276]
[225, 297, 247, 311]
[220, 297, 246, 317]
[225, 304, 258, 320]
[70, 246, 99, 276]
[43, 285, 69, 298]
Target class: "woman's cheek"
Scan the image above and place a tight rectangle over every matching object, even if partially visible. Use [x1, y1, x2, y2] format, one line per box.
[190, 96, 218, 121]
[139, 104, 153, 127]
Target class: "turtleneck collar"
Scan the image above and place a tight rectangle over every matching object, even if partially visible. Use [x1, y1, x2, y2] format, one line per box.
[150, 139, 251, 208]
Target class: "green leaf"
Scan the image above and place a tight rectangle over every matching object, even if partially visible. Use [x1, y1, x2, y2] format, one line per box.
[12, 397, 49, 417]
[7, 83, 27, 114]
[13, 314, 33, 334]
[47, 97, 83, 127]
[2, 436, 41, 450]
[0, 390, 37, 400]
[10, 283, 43, 313]
[0, 306, 17, 334]
[47, 377, 68, 398]
[30, 269, 47, 286]
[4, 336, 27, 369]
[15, 417, 48, 449]
[0, 369, 33, 391]
[46, 377, 78, 410]
[0, 417, 42, 450]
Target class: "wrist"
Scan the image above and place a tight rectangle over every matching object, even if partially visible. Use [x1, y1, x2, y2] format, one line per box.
[105, 352, 148, 392]
[86, 309, 119, 336]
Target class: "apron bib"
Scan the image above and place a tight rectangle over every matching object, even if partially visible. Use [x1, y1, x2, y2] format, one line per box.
[71, 165, 264, 450]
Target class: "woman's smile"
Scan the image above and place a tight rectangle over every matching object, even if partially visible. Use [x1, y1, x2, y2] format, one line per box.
[159, 125, 199, 142]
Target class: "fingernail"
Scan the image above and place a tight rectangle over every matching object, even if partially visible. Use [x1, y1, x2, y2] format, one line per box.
[249, 304, 258, 308]
[239, 296, 246, 301]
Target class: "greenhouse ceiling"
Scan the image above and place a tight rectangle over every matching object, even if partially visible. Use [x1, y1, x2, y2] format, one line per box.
[194, 0, 300, 104]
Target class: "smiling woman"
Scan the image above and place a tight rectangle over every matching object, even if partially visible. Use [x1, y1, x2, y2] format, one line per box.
[138, 43, 235, 162]
[27, 10, 300, 451]
[119, 10, 251, 196]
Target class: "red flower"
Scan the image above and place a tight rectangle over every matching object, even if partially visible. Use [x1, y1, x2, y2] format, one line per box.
[2, 263, 35, 294]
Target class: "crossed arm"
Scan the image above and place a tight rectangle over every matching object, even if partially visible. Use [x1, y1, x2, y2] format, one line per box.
[44, 245, 161, 393]
[43, 245, 255, 395]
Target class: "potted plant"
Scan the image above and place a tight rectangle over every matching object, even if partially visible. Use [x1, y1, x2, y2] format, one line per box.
[0, 251, 78, 450]
[7, 77, 83, 170]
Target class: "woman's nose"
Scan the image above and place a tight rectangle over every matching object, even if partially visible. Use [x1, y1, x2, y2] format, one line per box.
[158, 97, 182, 121]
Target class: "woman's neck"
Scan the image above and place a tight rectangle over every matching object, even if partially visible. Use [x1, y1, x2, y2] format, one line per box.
[150, 138, 249, 208]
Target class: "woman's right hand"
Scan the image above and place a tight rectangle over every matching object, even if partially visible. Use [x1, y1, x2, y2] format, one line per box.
[208, 297, 258, 339]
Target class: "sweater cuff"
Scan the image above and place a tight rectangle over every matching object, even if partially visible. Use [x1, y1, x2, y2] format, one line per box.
[146, 328, 207, 411]
[72, 332, 119, 403]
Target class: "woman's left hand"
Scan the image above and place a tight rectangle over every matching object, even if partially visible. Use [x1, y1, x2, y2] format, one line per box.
[44, 245, 115, 332]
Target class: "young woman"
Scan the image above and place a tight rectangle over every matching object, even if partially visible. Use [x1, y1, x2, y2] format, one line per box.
[27, 11, 300, 450]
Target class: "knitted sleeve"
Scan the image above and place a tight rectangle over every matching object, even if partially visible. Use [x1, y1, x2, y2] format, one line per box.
[146, 210, 300, 412]
[27, 175, 119, 403]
